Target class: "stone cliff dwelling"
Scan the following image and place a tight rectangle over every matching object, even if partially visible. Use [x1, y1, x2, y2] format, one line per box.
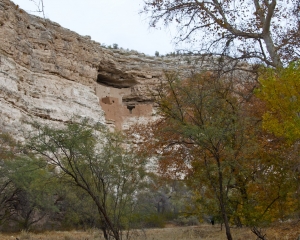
[94, 63, 156, 130]
[0, 0, 211, 135]
[95, 82, 153, 130]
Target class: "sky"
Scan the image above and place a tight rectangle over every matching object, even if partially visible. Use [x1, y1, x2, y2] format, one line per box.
[11, 0, 178, 56]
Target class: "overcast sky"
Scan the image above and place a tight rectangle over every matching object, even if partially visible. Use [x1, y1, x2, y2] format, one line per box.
[11, 0, 179, 56]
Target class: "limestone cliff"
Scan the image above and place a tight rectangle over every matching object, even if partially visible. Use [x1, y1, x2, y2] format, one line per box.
[1, 0, 220, 135]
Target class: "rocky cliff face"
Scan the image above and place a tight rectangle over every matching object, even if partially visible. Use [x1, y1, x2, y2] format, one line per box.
[0, 0, 221, 135]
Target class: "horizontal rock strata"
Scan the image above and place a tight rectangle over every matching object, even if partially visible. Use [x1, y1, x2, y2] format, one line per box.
[1, 0, 248, 133]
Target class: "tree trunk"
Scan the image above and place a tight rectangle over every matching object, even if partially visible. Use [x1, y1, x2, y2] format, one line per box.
[217, 159, 233, 240]
[263, 33, 283, 68]
[96, 204, 120, 240]
[220, 202, 233, 240]
[101, 225, 109, 240]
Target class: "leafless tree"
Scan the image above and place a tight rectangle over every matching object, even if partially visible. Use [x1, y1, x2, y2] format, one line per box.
[143, 0, 300, 67]
[29, 0, 45, 19]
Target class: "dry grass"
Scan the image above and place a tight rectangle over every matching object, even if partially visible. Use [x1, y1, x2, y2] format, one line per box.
[1, 221, 299, 240]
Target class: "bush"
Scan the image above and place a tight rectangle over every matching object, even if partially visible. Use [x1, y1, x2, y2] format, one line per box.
[174, 216, 199, 226]
[144, 214, 166, 228]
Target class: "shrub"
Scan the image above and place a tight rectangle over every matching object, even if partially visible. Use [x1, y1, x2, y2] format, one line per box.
[144, 214, 166, 228]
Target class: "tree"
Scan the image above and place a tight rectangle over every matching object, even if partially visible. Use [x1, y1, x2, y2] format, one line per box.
[0, 132, 59, 231]
[27, 118, 146, 240]
[256, 60, 300, 143]
[148, 71, 297, 240]
[54, 183, 102, 230]
[153, 71, 256, 240]
[0, 132, 18, 227]
[143, 0, 300, 67]
[28, 0, 45, 19]
[0, 132, 58, 231]
[255, 61, 300, 221]
[5, 157, 58, 231]
[131, 171, 194, 228]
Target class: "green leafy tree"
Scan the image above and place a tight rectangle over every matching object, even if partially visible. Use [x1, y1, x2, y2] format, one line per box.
[132, 172, 193, 228]
[0, 132, 58, 231]
[0, 132, 18, 227]
[27, 119, 146, 240]
[5, 157, 58, 231]
[53, 183, 102, 230]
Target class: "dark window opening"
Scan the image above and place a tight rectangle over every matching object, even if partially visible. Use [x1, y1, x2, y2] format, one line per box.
[127, 105, 135, 114]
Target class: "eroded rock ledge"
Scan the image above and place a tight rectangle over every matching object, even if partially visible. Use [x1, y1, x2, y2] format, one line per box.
[0, 0, 209, 132]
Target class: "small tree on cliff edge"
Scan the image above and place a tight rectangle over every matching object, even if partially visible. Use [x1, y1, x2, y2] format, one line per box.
[143, 0, 300, 68]
[28, 0, 45, 19]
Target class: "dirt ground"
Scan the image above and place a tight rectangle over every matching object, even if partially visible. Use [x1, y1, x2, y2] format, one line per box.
[0, 221, 299, 240]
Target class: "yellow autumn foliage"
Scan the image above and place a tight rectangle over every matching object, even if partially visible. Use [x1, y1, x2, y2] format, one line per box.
[256, 61, 300, 143]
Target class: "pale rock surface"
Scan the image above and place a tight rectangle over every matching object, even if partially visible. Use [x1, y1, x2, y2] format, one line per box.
[0, 54, 105, 138]
[0, 0, 216, 134]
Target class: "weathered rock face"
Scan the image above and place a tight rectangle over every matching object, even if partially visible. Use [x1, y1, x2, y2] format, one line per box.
[0, 54, 106, 136]
[0, 0, 174, 133]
